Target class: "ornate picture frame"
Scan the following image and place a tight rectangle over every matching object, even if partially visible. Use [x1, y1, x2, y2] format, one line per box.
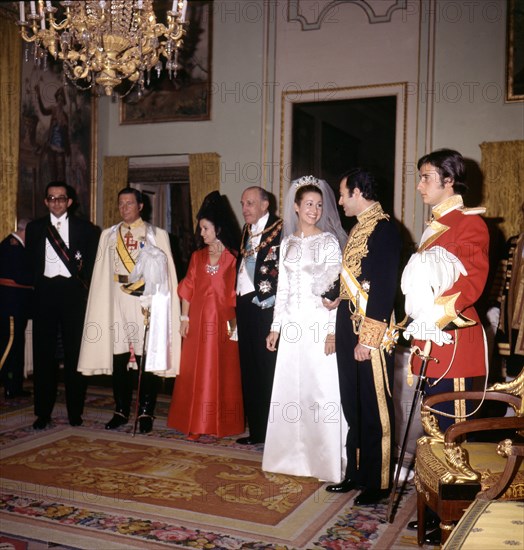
[18, 50, 97, 221]
[506, 0, 524, 102]
[119, 0, 212, 124]
[280, 83, 408, 224]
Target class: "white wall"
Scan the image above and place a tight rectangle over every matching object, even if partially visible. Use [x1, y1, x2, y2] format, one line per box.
[97, 0, 268, 224]
[432, 0, 523, 161]
[272, 0, 421, 234]
[97, 0, 523, 239]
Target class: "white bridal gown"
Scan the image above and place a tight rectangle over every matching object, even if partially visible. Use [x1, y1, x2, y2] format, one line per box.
[262, 232, 347, 483]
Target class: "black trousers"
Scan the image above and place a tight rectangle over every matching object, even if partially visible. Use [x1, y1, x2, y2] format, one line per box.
[236, 292, 277, 442]
[32, 276, 87, 420]
[111, 352, 159, 417]
[336, 305, 395, 490]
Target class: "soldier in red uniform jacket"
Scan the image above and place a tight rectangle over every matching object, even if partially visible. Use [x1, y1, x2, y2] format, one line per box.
[401, 149, 490, 545]
[402, 149, 489, 425]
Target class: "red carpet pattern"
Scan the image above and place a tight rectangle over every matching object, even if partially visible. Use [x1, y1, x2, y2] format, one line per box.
[0, 387, 422, 549]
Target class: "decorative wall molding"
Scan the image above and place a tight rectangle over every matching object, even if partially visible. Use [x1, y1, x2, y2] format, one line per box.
[128, 165, 189, 184]
[279, 82, 408, 224]
[288, 0, 407, 30]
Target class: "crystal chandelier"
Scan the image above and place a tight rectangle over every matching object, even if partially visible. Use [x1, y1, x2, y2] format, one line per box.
[17, 0, 188, 96]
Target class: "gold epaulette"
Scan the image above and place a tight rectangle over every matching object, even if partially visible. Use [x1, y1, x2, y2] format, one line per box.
[461, 206, 486, 216]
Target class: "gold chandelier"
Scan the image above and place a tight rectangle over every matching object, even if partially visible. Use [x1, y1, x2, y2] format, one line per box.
[17, 0, 188, 96]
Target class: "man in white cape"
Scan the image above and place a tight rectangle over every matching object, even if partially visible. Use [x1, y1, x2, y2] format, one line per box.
[78, 187, 180, 433]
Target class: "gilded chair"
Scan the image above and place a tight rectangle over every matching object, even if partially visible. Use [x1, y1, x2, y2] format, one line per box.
[441, 442, 524, 549]
[414, 369, 524, 546]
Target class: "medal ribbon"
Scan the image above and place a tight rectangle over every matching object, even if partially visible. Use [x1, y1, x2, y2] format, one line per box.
[340, 265, 368, 315]
[117, 225, 136, 274]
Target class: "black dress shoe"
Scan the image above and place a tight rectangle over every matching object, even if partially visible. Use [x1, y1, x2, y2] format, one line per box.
[139, 415, 154, 434]
[5, 389, 31, 399]
[33, 417, 50, 430]
[105, 413, 128, 430]
[69, 415, 83, 427]
[236, 436, 264, 445]
[354, 488, 390, 505]
[325, 479, 358, 493]
[424, 528, 441, 546]
[407, 517, 440, 531]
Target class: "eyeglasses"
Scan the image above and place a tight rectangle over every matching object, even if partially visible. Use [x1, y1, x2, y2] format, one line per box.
[46, 195, 68, 203]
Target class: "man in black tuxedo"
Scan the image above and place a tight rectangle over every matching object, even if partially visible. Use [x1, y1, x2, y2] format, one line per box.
[25, 182, 99, 429]
[236, 186, 282, 445]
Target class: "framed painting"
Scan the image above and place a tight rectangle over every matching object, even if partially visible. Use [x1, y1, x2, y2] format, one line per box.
[506, 0, 524, 101]
[18, 49, 97, 221]
[119, 0, 212, 124]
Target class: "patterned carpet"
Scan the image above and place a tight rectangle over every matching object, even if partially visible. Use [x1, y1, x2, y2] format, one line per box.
[0, 384, 429, 549]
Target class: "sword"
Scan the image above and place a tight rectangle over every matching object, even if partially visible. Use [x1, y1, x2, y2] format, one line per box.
[132, 306, 151, 437]
[0, 316, 14, 370]
[387, 339, 438, 523]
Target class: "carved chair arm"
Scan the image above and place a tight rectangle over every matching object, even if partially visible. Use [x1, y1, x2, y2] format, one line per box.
[423, 390, 521, 413]
[439, 418, 524, 483]
[445, 416, 524, 444]
[420, 391, 522, 441]
[477, 440, 524, 501]
[418, 391, 523, 484]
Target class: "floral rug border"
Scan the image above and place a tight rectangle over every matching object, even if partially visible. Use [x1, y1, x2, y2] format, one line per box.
[0, 489, 411, 549]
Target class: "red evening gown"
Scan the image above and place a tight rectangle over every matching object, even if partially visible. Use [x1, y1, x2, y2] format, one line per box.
[167, 247, 244, 436]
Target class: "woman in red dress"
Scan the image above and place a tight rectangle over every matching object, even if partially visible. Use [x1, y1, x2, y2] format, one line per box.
[167, 192, 244, 439]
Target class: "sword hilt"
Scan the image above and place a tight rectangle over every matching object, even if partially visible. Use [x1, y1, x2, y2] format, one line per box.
[413, 340, 440, 365]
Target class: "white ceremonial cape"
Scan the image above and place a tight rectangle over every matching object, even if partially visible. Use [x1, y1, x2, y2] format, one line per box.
[78, 223, 181, 377]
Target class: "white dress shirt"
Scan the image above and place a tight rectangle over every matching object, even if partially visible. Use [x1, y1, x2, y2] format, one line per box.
[44, 213, 71, 278]
[237, 212, 269, 296]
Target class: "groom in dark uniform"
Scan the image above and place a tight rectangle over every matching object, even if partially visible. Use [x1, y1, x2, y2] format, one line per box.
[325, 169, 401, 505]
[236, 186, 282, 445]
[25, 182, 99, 429]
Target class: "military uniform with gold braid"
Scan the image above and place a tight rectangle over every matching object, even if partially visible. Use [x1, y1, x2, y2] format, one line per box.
[405, 194, 489, 430]
[336, 201, 401, 493]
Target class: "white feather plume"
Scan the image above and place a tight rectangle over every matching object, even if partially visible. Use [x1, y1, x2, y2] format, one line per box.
[402, 245, 467, 320]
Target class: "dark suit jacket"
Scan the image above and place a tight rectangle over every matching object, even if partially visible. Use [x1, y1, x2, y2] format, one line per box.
[0, 234, 33, 316]
[25, 214, 100, 296]
[237, 213, 282, 303]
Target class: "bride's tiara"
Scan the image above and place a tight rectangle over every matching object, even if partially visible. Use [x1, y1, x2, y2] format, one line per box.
[294, 175, 320, 189]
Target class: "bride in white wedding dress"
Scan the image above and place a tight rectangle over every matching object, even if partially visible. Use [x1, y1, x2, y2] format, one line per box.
[262, 176, 348, 483]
